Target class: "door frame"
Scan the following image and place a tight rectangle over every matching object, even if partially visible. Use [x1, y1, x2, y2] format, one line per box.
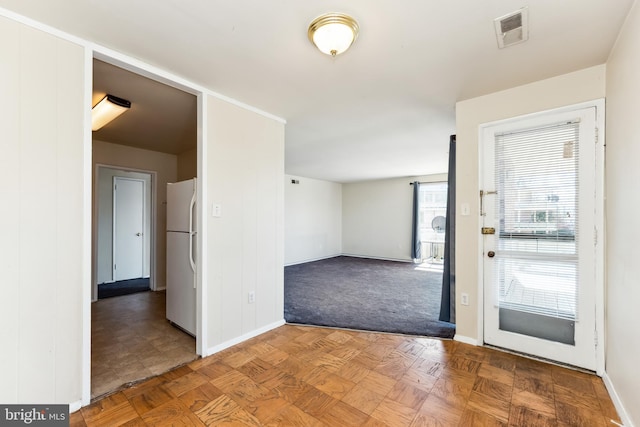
[476, 99, 605, 375]
[85, 49, 208, 406]
[93, 165, 156, 300]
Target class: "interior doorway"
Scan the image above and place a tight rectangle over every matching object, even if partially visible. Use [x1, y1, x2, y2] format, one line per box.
[90, 57, 199, 399]
[95, 166, 152, 300]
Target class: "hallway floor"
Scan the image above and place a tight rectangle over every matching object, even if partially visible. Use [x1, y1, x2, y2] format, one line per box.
[91, 291, 197, 399]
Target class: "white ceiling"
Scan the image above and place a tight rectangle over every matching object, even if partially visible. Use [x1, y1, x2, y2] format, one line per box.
[1, 1, 634, 183]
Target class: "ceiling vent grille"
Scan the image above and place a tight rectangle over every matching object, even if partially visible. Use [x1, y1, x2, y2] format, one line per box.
[494, 8, 529, 48]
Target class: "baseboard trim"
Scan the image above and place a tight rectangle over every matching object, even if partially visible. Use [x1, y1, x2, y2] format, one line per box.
[69, 400, 82, 413]
[602, 371, 635, 427]
[284, 254, 341, 267]
[454, 335, 478, 346]
[204, 319, 285, 357]
[286, 254, 419, 266]
[340, 253, 414, 263]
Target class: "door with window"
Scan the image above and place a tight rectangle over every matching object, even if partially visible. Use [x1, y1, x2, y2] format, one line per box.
[481, 104, 602, 370]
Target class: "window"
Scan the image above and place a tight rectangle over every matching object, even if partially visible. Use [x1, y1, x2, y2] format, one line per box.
[418, 182, 447, 263]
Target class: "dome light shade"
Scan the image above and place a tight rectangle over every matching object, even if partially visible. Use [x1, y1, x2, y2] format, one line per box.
[308, 13, 359, 57]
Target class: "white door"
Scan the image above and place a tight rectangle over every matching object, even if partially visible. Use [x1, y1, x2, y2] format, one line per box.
[114, 177, 145, 281]
[481, 105, 602, 370]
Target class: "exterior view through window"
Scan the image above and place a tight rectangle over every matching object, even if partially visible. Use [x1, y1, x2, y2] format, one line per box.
[418, 182, 447, 267]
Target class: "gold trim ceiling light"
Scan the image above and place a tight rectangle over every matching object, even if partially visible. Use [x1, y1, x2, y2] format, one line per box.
[308, 13, 359, 57]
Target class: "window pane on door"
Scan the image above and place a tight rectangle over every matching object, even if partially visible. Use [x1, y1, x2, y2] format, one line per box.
[494, 121, 580, 338]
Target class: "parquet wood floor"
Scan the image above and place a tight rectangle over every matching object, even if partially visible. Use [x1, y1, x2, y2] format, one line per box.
[74, 324, 620, 426]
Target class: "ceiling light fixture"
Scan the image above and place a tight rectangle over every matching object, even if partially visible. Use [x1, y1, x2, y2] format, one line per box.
[308, 13, 359, 57]
[91, 94, 131, 131]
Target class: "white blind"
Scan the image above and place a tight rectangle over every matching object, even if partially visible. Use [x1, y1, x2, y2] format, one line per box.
[494, 121, 580, 320]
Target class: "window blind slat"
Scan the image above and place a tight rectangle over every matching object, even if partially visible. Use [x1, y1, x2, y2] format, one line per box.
[494, 121, 580, 320]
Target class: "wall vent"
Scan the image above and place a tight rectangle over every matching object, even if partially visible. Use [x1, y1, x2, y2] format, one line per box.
[494, 8, 529, 48]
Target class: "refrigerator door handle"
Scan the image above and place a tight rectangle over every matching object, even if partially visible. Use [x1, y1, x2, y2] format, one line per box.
[188, 179, 197, 289]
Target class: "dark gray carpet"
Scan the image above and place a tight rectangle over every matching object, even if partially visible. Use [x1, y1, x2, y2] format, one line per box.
[98, 278, 150, 299]
[284, 256, 455, 338]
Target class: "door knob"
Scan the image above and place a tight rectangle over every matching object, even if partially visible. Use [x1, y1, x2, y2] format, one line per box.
[136, 232, 142, 236]
[487, 251, 495, 258]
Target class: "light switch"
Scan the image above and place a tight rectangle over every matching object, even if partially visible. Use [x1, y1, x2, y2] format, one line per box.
[461, 203, 470, 216]
[212, 203, 222, 218]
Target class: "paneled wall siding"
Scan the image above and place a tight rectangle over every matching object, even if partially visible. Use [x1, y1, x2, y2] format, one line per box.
[206, 95, 285, 349]
[0, 17, 85, 404]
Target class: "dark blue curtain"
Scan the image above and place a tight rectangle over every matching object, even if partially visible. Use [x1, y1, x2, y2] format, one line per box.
[411, 181, 421, 260]
[440, 135, 456, 323]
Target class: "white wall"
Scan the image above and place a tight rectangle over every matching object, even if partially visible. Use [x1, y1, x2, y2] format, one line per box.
[455, 65, 606, 340]
[284, 174, 342, 265]
[206, 95, 285, 348]
[342, 174, 447, 261]
[93, 140, 177, 290]
[604, 1, 640, 424]
[0, 8, 287, 408]
[96, 168, 151, 284]
[0, 17, 85, 404]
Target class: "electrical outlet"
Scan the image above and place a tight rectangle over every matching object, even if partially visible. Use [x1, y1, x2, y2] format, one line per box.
[461, 293, 469, 306]
[248, 291, 255, 304]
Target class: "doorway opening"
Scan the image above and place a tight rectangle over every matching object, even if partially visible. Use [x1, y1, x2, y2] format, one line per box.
[90, 58, 199, 399]
[95, 167, 152, 300]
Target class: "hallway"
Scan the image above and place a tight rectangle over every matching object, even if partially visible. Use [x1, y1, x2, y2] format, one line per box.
[91, 291, 197, 398]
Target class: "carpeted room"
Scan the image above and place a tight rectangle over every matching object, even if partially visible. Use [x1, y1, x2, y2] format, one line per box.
[285, 173, 455, 339]
[285, 256, 454, 337]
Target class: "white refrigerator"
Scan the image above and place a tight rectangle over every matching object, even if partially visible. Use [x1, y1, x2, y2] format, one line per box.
[166, 178, 197, 336]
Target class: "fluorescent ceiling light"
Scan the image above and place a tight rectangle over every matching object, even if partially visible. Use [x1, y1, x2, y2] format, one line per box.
[91, 94, 131, 131]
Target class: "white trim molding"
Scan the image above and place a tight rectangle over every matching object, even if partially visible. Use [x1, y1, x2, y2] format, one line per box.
[81, 45, 93, 408]
[603, 372, 635, 427]
[454, 335, 479, 346]
[205, 320, 285, 357]
[196, 93, 208, 357]
[69, 400, 83, 414]
[285, 254, 343, 267]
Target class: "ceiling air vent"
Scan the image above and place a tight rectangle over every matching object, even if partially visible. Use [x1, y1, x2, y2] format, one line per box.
[494, 7, 529, 48]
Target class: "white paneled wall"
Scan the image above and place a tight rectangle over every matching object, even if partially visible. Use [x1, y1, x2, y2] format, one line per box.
[206, 95, 285, 349]
[0, 16, 85, 403]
